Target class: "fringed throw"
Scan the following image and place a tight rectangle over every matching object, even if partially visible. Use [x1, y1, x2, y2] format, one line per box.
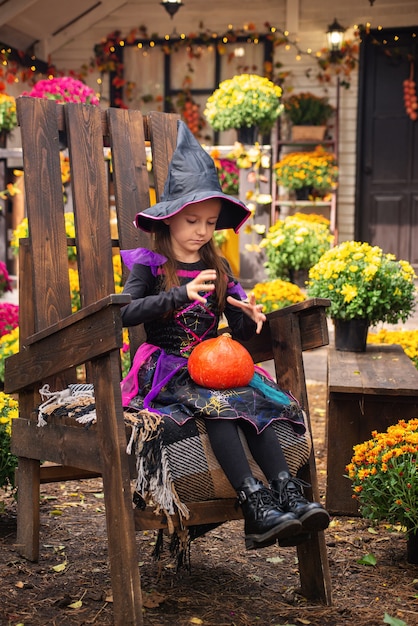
[35, 383, 312, 562]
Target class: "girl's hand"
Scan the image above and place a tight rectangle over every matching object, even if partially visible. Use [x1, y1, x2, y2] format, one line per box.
[187, 269, 217, 304]
[227, 292, 266, 334]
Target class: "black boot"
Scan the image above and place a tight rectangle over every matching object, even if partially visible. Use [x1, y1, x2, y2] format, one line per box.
[270, 472, 330, 532]
[237, 476, 303, 550]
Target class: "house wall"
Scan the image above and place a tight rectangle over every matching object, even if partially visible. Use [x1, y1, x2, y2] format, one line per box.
[18, 1, 418, 242]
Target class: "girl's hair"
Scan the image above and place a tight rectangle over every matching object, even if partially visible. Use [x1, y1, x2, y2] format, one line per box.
[152, 222, 228, 312]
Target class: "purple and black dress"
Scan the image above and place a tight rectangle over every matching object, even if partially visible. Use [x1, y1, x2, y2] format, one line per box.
[120, 248, 305, 436]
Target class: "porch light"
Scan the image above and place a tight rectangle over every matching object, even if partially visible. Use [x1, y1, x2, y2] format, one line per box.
[161, 0, 184, 18]
[326, 18, 346, 58]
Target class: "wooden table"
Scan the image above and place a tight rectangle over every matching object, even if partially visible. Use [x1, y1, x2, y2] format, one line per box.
[325, 344, 418, 515]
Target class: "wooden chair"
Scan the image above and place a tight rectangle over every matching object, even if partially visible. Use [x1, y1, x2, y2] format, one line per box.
[5, 97, 332, 626]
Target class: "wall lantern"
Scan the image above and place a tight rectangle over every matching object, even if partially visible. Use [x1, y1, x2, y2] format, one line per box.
[326, 18, 346, 59]
[161, 0, 184, 18]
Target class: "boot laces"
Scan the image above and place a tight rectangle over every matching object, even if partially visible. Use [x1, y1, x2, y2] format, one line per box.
[277, 476, 310, 507]
[249, 486, 275, 509]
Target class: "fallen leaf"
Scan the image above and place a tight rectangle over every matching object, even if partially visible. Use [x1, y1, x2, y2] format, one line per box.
[50, 509, 63, 516]
[190, 619, 204, 625]
[68, 600, 83, 609]
[357, 553, 377, 566]
[52, 561, 67, 572]
[143, 591, 166, 608]
[266, 556, 284, 563]
[249, 574, 262, 582]
[54, 545, 65, 552]
[383, 613, 407, 626]
[15, 581, 25, 589]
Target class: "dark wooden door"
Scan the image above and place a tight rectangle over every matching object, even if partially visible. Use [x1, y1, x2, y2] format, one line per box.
[356, 27, 418, 265]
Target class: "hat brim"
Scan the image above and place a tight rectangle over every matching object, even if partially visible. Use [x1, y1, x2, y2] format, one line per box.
[135, 192, 251, 233]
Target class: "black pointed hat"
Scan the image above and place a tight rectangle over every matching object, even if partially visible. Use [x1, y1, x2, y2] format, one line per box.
[134, 120, 251, 233]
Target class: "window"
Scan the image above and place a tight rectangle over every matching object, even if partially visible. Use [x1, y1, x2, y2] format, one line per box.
[115, 35, 272, 144]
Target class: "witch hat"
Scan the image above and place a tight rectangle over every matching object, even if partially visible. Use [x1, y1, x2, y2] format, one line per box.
[134, 120, 251, 233]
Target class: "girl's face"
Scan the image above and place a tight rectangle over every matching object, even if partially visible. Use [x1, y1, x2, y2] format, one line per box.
[164, 198, 221, 262]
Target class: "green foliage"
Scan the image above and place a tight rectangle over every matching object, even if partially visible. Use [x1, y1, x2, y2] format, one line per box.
[347, 418, 418, 534]
[283, 92, 334, 126]
[0, 94, 17, 132]
[0, 392, 18, 493]
[274, 146, 338, 192]
[260, 213, 333, 280]
[307, 241, 417, 324]
[204, 74, 283, 133]
[252, 279, 306, 313]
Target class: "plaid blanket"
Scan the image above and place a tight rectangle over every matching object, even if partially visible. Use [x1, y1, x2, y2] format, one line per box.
[37, 384, 312, 522]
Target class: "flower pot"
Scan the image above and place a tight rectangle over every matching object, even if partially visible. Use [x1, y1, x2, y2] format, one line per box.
[288, 268, 309, 288]
[291, 125, 327, 142]
[294, 186, 313, 201]
[0, 130, 8, 148]
[333, 318, 369, 352]
[236, 125, 259, 145]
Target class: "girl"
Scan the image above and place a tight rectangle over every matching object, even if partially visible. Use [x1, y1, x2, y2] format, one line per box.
[120, 121, 329, 550]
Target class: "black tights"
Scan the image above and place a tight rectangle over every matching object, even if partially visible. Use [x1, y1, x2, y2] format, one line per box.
[204, 419, 289, 490]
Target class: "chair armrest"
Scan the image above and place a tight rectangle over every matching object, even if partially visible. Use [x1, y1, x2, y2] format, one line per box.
[223, 297, 330, 363]
[267, 297, 331, 351]
[267, 297, 331, 320]
[4, 294, 131, 394]
[24, 294, 131, 345]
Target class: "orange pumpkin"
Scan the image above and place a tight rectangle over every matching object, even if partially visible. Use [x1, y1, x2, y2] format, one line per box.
[188, 333, 255, 389]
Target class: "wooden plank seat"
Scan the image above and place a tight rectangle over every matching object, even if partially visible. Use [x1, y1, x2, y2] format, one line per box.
[4, 97, 332, 625]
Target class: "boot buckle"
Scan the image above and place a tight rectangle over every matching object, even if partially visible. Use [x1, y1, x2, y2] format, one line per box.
[237, 490, 247, 505]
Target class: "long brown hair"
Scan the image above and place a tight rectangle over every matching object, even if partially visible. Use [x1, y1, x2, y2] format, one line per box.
[152, 222, 228, 312]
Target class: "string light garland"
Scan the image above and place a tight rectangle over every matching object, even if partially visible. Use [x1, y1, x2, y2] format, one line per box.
[0, 22, 416, 111]
[91, 22, 362, 107]
[0, 22, 361, 97]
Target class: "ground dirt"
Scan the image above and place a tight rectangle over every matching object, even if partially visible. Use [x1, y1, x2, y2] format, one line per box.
[1, 382, 418, 626]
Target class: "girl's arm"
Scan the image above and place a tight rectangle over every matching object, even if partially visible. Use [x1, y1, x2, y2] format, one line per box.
[121, 263, 189, 326]
[226, 293, 266, 335]
[222, 264, 261, 340]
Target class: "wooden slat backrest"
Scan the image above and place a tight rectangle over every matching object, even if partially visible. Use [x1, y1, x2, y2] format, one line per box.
[16, 98, 77, 389]
[106, 108, 150, 253]
[146, 111, 180, 199]
[11, 101, 183, 387]
[65, 103, 114, 306]
[107, 109, 180, 354]
[17, 98, 72, 330]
